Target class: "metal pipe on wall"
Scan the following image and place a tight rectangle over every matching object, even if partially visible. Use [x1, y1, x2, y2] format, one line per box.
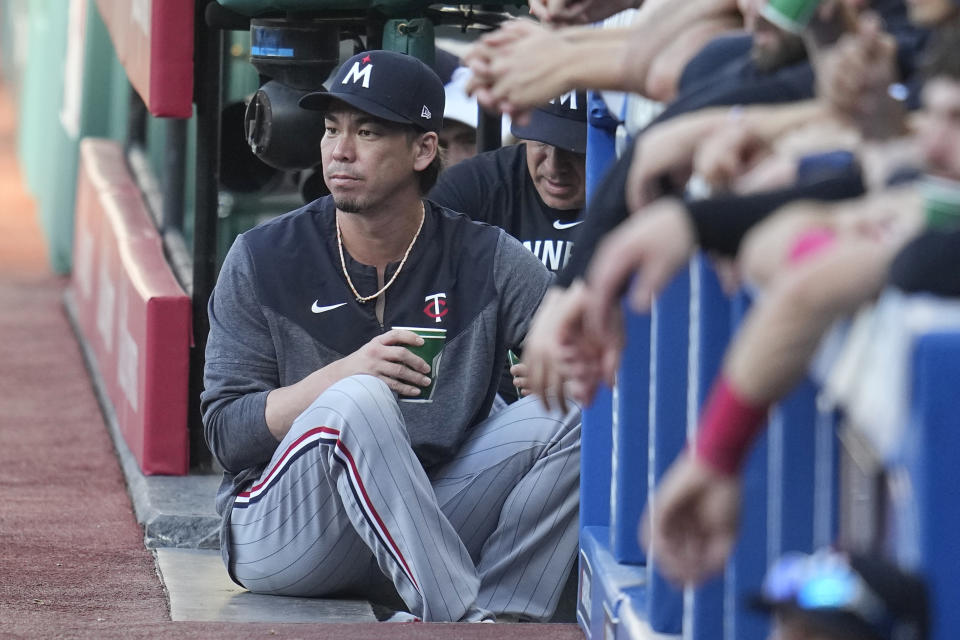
[187, 0, 224, 471]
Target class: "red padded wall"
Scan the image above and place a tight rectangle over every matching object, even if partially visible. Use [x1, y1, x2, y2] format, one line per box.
[95, 0, 194, 118]
[71, 139, 191, 475]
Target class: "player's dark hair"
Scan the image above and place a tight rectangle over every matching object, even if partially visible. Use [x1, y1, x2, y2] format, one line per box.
[418, 152, 443, 194]
[921, 16, 960, 82]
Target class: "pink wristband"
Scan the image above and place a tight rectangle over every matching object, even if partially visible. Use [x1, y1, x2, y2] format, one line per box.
[787, 227, 836, 265]
[694, 377, 769, 475]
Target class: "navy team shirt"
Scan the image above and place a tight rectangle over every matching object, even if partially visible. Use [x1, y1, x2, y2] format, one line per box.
[429, 143, 583, 274]
[202, 197, 553, 521]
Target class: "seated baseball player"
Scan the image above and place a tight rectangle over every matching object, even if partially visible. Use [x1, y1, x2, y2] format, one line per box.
[201, 50, 581, 623]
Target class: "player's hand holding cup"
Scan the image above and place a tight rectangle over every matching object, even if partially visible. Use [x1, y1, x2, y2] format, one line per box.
[339, 329, 434, 399]
[393, 327, 447, 402]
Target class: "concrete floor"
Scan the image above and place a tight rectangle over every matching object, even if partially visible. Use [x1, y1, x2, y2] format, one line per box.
[156, 549, 377, 623]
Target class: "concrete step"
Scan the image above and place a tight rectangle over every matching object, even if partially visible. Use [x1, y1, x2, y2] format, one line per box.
[156, 548, 377, 623]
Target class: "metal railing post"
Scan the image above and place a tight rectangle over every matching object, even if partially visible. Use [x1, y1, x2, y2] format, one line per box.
[187, 0, 223, 471]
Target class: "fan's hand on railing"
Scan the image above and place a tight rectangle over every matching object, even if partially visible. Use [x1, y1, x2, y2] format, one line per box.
[586, 197, 696, 322]
[524, 282, 617, 412]
[464, 19, 573, 124]
[641, 450, 741, 586]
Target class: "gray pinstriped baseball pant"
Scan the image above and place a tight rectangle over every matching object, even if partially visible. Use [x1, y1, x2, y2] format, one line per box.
[227, 374, 581, 622]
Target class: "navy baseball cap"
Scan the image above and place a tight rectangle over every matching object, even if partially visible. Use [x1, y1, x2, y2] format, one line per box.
[299, 50, 445, 133]
[752, 550, 929, 640]
[510, 90, 587, 154]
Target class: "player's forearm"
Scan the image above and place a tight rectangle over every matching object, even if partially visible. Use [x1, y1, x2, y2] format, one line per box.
[264, 361, 347, 440]
[202, 387, 277, 473]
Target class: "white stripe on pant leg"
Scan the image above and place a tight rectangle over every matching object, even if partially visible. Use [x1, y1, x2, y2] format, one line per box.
[319, 375, 481, 621]
[228, 428, 374, 596]
[228, 400, 428, 600]
[430, 396, 581, 620]
[328, 426, 421, 592]
[228, 387, 425, 599]
[340, 376, 480, 619]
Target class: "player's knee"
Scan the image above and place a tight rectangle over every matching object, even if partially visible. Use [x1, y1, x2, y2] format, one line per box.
[519, 396, 582, 444]
[295, 374, 401, 438]
[315, 374, 394, 406]
[334, 374, 394, 403]
[558, 405, 582, 440]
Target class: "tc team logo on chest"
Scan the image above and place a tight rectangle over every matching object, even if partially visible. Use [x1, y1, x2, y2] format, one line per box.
[423, 293, 448, 323]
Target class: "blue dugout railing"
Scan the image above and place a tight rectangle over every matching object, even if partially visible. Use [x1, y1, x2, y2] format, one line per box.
[577, 94, 960, 640]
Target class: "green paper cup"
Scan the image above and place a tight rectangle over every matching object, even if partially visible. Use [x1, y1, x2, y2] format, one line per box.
[760, 0, 822, 33]
[393, 327, 447, 402]
[922, 176, 960, 231]
[507, 349, 523, 397]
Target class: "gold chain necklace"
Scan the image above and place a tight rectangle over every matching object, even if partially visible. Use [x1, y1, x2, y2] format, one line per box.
[337, 202, 425, 304]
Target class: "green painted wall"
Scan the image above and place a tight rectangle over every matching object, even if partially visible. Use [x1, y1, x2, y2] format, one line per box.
[14, 0, 130, 274]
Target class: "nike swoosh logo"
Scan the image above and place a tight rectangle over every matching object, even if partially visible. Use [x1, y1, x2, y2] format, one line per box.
[311, 301, 347, 314]
[553, 219, 583, 230]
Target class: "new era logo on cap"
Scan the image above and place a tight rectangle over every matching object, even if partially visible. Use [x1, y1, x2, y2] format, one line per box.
[299, 50, 444, 133]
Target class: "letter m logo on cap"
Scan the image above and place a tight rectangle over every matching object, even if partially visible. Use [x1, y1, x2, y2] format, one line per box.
[556, 90, 578, 111]
[342, 60, 373, 88]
